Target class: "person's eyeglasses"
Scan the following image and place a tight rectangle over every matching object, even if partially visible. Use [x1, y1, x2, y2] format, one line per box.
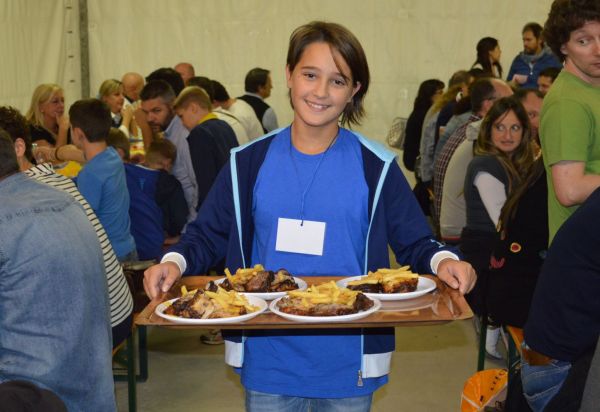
[493, 123, 522, 133]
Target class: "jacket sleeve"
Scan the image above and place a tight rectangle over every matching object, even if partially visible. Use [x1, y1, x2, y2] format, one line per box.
[166, 162, 234, 274]
[383, 161, 459, 274]
[155, 171, 189, 236]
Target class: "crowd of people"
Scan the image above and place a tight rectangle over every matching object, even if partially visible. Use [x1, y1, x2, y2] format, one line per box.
[0, 0, 598, 411]
[400, 1, 600, 410]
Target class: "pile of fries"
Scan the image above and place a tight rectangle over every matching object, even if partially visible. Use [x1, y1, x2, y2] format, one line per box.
[286, 281, 360, 308]
[346, 266, 419, 294]
[176, 285, 259, 317]
[347, 266, 418, 286]
[224, 264, 265, 285]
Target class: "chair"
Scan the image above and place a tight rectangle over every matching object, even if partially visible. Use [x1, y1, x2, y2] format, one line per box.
[477, 321, 524, 384]
[506, 326, 524, 381]
[113, 260, 154, 412]
[113, 331, 137, 412]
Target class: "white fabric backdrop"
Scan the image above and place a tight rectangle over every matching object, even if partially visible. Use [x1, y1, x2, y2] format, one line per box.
[2, 0, 553, 143]
[1, 0, 80, 116]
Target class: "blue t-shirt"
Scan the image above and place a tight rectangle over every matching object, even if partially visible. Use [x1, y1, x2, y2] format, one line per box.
[242, 127, 387, 397]
[77, 147, 136, 259]
[124, 163, 163, 260]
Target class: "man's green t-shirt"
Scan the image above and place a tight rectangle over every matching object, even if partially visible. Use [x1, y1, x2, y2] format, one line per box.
[540, 71, 600, 243]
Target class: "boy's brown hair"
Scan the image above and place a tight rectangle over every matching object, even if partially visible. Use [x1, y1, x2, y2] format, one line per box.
[106, 127, 130, 160]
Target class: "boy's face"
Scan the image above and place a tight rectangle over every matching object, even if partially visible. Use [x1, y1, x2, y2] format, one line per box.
[560, 20, 600, 86]
[286, 42, 360, 134]
[175, 103, 202, 131]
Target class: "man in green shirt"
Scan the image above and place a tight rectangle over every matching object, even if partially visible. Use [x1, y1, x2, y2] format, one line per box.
[540, 0, 600, 243]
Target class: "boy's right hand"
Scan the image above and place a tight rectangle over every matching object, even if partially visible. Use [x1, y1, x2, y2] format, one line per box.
[143, 262, 182, 299]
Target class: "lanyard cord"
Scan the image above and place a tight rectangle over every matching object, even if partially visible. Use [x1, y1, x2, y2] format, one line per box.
[289, 131, 339, 226]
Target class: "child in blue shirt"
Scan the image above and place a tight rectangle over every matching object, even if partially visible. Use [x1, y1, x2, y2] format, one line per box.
[70, 98, 136, 261]
[144, 21, 476, 411]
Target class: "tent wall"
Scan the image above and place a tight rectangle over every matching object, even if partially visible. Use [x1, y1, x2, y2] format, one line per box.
[2, 0, 553, 141]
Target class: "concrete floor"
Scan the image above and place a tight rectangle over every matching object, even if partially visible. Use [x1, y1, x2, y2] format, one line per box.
[115, 320, 505, 411]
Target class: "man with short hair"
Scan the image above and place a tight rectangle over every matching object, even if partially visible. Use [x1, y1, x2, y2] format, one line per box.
[537, 66, 561, 96]
[238, 67, 278, 133]
[520, 2, 600, 408]
[140, 80, 198, 221]
[173, 86, 238, 210]
[0, 131, 116, 411]
[538, 0, 600, 243]
[174, 62, 195, 85]
[514, 88, 544, 141]
[121, 72, 145, 104]
[507, 22, 562, 89]
[212, 79, 264, 140]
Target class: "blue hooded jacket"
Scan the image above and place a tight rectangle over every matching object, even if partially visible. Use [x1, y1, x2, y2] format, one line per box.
[168, 126, 459, 388]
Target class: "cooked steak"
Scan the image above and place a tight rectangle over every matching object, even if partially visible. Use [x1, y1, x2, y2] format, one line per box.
[347, 283, 383, 294]
[245, 270, 274, 292]
[271, 269, 298, 292]
[383, 277, 418, 293]
[276, 291, 374, 317]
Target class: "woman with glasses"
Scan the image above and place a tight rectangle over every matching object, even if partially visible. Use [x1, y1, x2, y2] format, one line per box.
[461, 96, 536, 358]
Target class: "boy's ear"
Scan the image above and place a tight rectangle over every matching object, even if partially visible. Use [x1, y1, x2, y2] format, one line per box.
[14, 137, 27, 158]
[162, 158, 173, 172]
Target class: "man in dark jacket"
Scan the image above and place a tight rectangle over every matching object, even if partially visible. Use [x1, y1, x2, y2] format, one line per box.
[507, 22, 562, 89]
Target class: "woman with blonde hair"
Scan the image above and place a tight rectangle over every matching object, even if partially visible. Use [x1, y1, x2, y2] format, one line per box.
[98, 79, 137, 138]
[25, 83, 69, 147]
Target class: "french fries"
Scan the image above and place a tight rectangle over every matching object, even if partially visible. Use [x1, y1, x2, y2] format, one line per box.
[347, 266, 418, 286]
[204, 287, 259, 315]
[287, 281, 359, 308]
[224, 264, 266, 285]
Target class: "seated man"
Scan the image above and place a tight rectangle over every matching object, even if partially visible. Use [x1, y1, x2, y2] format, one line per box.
[522, 187, 600, 411]
[0, 131, 115, 411]
[173, 86, 238, 210]
[1, 106, 134, 349]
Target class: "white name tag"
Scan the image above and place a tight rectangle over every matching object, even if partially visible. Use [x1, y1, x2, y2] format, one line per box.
[275, 218, 326, 256]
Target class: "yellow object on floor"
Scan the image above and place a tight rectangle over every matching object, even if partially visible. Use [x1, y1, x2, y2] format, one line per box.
[461, 368, 507, 411]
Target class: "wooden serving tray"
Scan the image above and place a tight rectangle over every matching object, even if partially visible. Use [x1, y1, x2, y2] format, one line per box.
[135, 275, 473, 329]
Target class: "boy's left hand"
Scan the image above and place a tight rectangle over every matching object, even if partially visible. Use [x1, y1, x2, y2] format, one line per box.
[436, 258, 476, 295]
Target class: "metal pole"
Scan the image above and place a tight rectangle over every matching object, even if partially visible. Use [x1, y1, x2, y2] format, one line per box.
[78, 0, 90, 98]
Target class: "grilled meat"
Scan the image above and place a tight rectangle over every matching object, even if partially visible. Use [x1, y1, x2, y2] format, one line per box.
[245, 270, 274, 292]
[277, 291, 374, 316]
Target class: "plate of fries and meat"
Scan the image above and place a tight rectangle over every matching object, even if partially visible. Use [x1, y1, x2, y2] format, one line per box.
[269, 281, 381, 323]
[155, 285, 268, 324]
[208, 264, 307, 300]
[336, 266, 437, 301]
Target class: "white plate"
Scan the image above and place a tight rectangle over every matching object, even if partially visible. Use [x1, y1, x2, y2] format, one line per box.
[268, 296, 381, 323]
[212, 276, 308, 300]
[155, 295, 268, 325]
[336, 275, 436, 301]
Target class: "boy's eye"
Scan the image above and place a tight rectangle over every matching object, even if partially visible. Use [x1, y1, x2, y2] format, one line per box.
[303, 73, 316, 79]
[577, 38, 589, 46]
[333, 79, 346, 86]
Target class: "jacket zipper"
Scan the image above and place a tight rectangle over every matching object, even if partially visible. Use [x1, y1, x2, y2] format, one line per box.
[357, 370, 364, 387]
